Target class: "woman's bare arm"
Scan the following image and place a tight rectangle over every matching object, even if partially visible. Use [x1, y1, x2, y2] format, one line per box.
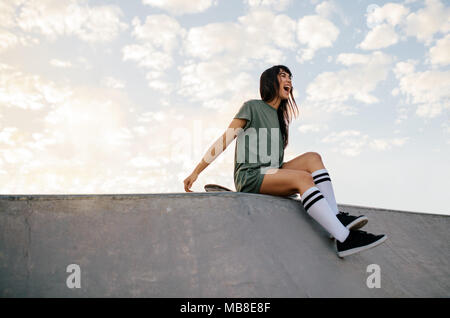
[191, 118, 247, 176]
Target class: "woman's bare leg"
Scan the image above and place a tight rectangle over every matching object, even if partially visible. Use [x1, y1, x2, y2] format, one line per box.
[281, 152, 339, 215]
[259, 168, 315, 197]
[281, 152, 325, 172]
[259, 167, 350, 243]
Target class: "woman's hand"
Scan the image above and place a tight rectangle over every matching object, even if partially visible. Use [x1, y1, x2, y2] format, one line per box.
[183, 172, 198, 192]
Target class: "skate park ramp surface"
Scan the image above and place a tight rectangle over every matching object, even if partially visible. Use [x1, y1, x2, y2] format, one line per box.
[0, 192, 449, 298]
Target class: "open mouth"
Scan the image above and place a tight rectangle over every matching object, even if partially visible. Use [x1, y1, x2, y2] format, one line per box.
[283, 86, 290, 93]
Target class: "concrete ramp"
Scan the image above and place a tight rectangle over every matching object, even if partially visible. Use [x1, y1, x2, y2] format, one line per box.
[0, 193, 449, 297]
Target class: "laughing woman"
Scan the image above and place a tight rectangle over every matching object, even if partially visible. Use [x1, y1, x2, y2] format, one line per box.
[183, 65, 387, 258]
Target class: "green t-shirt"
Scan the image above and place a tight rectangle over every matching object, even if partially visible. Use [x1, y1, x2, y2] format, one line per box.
[233, 99, 285, 193]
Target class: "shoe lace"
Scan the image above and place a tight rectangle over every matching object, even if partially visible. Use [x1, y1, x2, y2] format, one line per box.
[339, 211, 349, 216]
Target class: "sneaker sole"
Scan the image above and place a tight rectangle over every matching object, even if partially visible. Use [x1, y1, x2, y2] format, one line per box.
[337, 234, 387, 258]
[347, 216, 368, 230]
[329, 216, 369, 239]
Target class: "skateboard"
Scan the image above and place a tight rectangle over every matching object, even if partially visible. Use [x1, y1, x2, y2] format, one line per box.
[204, 183, 300, 201]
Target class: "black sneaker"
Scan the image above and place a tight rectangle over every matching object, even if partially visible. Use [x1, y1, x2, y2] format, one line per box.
[329, 212, 368, 239]
[337, 211, 368, 230]
[336, 230, 387, 258]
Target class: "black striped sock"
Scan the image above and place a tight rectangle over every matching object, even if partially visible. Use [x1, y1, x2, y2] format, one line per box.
[312, 171, 331, 185]
[301, 188, 325, 212]
[300, 186, 349, 242]
[311, 168, 339, 215]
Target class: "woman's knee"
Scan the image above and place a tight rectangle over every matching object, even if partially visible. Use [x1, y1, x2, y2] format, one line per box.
[305, 151, 323, 163]
[292, 170, 315, 194]
[294, 170, 314, 186]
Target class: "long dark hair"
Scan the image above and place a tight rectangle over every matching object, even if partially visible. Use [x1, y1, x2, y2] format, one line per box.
[260, 65, 299, 150]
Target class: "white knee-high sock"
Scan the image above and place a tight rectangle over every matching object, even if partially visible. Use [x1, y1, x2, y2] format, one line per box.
[312, 168, 339, 215]
[301, 186, 349, 243]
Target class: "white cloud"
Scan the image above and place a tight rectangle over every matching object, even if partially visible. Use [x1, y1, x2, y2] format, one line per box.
[0, 0, 25, 28]
[129, 156, 160, 168]
[366, 2, 409, 27]
[123, 44, 174, 70]
[15, 0, 128, 42]
[124, 8, 298, 104]
[321, 130, 368, 156]
[394, 106, 409, 124]
[429, 34, 450, 66]
[179, 9, 297, 104]
[1, 147, 34, 165]
[315, 1, 336, 18]
[176, 63, 258, 125]
[359, 24, 399, 50]
[123, 15, 185, 89]
[321, 130, 407, 156]
[76, 57, 92, 70]
[131, 15, 185, 52]
[244, 0, 292, 11]
[393, 60, 450, 118]
[0, 64, 161, 194]
[138, 109, 184, 125]
[298, 124, 327, 133]
[42, 89, 135, 166]
[0, 63, 73, 110]
[201, 98, 230, 110]
[404, 0, 450, 44]
[370, 138, 408, 151]
[147, 79, 173, 94]
[305, 51, 393, 113]
[359, 2, 410, 50]
[142, 0, 217, 15]
[296, 15, 339, 62]
[0, 127, 19, 146]
[0, 64, 132, 157]
[184, 22, 243, 59]
[239, 9, 297, 50]
[144, 72, 174, 94]
[0, 31, 20, 52]
[316, 1, 349, 25]
[361, 1, 450, 49]
[322, 130, 361, 142]
[74, 5, 128, 42]
[393, 59, 417, 76]
[138, 111, 167, 123]
[0, 29, 39, 52]
[49, 59, 73, 68]
[146, 71, 164, 81]
[132, 126, 149, 137]
[183, 9, 297, 62]
[178, 59, 254, 101]
[49, 57, 92, 69]
[101, 76, 125, 89]
[335, 53, 372, 65]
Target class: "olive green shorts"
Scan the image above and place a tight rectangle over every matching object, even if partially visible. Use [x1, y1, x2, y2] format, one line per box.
[234, 169, 266, 194]
[235, 163, 284, 194]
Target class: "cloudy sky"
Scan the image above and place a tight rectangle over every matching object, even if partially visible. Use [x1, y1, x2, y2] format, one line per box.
[0, 0, 449, 215]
